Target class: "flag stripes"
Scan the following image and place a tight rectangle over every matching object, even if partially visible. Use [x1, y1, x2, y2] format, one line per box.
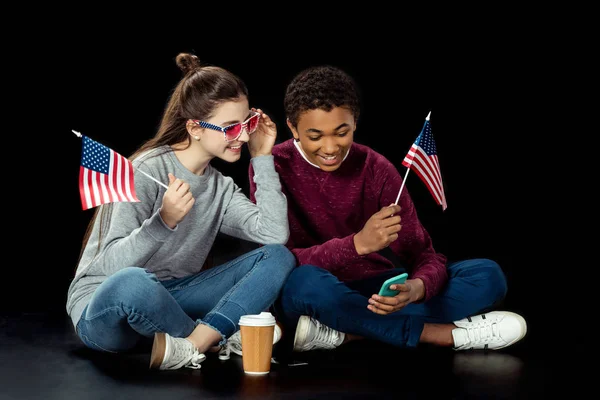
[79, 135, 139, 210]
[401, 114, 447, 210]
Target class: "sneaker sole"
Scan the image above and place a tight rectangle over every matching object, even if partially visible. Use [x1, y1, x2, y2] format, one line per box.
[292, 316, 311, 352]
[149, 333, 166, 369]
[218, 346, 230, 361]
[494, 311, 528, 350]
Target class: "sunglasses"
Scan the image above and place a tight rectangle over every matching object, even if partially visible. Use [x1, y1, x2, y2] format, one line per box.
[191, 111, 260, 142]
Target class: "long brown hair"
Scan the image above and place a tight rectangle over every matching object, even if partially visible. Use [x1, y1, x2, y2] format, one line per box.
[76, 52, 249, 267]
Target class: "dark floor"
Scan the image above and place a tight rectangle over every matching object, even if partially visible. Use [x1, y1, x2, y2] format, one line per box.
[1, 312, 552, 400]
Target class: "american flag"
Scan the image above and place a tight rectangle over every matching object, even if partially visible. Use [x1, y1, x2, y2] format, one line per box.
[79, 135, 140, 210]
[401, 113, 447, 210]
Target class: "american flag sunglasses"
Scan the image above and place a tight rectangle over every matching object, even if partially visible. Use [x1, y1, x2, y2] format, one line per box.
[191, 111, 261, 142]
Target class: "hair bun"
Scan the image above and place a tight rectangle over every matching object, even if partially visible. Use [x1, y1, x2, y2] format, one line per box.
[175, 53, 201, 75]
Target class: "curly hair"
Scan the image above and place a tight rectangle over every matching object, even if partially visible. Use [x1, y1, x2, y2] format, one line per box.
[284, 65, 361, 127]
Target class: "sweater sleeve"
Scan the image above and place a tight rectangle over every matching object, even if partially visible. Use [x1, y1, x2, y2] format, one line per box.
[287, 234, 366, 273]
[75, 162, 175, 279]
[249, 161, 364, 273]
[221, 155, 289, 245]
[375, 156, 448, 301]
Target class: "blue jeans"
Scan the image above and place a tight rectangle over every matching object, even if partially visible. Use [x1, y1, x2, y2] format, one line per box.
[76, 244, 295, 353]
[274, 258, 507, 348]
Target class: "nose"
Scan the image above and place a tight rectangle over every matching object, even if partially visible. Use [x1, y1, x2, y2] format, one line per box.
[322, 136, 338, 154]
[237, 128, 250, 143]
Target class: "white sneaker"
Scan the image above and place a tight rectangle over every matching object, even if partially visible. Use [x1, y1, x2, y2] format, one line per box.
[293, 315, 345, 352]
[218, 344, 230, 361]
[452, 311, 527, 351]
[149, 332, 206, 370]
[227, 324, 282, 357]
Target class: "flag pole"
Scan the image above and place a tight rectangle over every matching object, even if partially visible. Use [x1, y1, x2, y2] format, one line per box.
[393, 111, 431, 205]
[394, 168, 410, 205]
[72, 130, 169, 190]
[134, 169, 169, 190]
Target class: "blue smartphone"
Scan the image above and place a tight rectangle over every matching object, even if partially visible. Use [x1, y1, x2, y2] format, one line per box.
[378, 273, 408, 296]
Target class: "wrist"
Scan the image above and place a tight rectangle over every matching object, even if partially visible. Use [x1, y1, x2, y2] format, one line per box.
[159, 208, 177, 229]
[353, 233, 367, 256]
[250, 151, 272, 158]
[415, 278, 425, 301]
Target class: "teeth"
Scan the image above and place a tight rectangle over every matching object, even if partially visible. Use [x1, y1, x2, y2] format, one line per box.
[229, 145, 241, 149]
[321, 155, 336, 160]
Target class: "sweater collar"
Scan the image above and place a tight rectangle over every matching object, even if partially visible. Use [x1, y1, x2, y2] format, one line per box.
[293, 140, 350, 169]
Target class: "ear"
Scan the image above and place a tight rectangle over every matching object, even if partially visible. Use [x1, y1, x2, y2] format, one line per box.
[186, 120, 195, 134]
[186, 120, 201, 139]
[286, 118, 299, 141]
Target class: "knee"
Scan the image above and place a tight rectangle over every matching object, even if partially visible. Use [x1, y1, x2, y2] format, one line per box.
[261, 244, 296, 272]
[262, 244, 296, 281]
[278, 265, 346, 316]
[281, 265, 331, 298]
[264, 244, 296, 267]
[475, 258, 508, 301]
[100, 267, 158, 301]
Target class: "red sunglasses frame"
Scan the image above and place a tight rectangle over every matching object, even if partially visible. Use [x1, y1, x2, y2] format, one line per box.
[191, 111, 260, 142]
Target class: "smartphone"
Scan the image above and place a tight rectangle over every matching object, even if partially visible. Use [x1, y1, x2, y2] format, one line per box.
[378, 273, 408, 296]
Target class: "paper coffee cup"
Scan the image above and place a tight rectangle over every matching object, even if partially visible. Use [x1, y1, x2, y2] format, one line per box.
[239, 312, 276, 375]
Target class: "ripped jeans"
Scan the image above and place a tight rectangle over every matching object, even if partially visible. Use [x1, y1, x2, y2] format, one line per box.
[76, 244, 295, 353]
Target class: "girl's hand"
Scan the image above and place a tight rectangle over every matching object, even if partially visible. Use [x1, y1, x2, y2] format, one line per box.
[247, 107, 277, 158]
[159, 173, 194, 228]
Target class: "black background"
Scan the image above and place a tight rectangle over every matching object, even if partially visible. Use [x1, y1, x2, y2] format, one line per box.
[11, 33, 548, 347]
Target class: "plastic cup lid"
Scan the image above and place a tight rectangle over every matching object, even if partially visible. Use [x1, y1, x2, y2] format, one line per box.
[239, 312, 276, 326]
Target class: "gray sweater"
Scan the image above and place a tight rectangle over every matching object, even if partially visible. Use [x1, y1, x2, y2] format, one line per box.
[66, 147, 289, 330]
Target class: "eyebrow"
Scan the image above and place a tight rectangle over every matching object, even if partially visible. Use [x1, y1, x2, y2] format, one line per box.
[305, 123, 350, 134]
[221, 112, 253, 127]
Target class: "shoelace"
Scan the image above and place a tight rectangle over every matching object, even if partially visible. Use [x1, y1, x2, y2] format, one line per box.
[229, 339, 242, 353]
[186, 349, 205, 369]
[311, 320, 339, 349]
[171, 341, 205, 369]
[218, 345, 230, 360]
[465, 322, 500, 345]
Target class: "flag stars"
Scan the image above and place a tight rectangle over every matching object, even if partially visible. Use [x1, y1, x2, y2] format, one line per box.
[78, 135, 139, 210]
[416, 123, 437, 156]
[401, 117, 447, 210]
[81, 136, 110, 174]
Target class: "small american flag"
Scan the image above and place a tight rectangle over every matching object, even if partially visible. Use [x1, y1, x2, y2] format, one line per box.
[79, 135, 140, 210]
[401, 113, 447, 210]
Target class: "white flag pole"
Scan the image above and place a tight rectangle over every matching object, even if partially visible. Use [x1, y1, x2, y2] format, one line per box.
[136, 169, 169, 190]
[72, 130, 169, 190]
[394, 168, 410, 205]
[393, 111, 431, 205]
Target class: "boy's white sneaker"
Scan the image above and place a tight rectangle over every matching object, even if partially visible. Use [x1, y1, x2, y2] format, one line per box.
[293, 315, 345, 352]
[452, 311, 527, 351]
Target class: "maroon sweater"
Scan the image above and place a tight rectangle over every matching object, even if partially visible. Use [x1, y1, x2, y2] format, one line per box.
[249, 139, 448, 300]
